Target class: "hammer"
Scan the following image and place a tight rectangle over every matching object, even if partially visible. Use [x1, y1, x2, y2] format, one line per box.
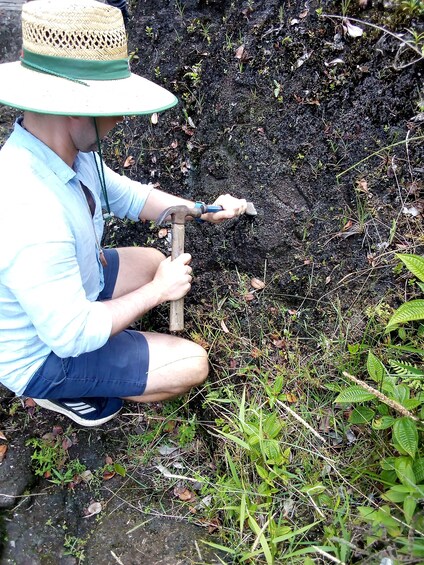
[156, 202, 257, 331]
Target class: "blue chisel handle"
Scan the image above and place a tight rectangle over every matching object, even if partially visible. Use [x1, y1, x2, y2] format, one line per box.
[193, 202, 223, 222]
[204, 205, 223, 213]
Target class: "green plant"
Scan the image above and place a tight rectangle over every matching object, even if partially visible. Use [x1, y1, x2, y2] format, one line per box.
[174, 0, 185, 19]
[26, 431, 87, 486]
[50, 459, 87, 487]
[333, 254, 424, 553]
[386, 254, 424, 330]
[63, 534, 86, 562]
[177, 414, 197, 446]
[400, 0, 424, 17]
[26, 435, 69, 478]
[183, 62, 202, 87]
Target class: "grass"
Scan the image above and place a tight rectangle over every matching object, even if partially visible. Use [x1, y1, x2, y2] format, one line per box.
[22, 245, 423, 562]
[139, 252, 422, 563]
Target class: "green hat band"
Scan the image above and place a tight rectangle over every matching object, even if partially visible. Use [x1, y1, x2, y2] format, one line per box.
[20, 48, 131, 84]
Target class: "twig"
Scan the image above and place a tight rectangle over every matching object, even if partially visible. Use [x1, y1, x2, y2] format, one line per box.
[312, 545, 345, 564]
[342, 371, 420, 422]
[321, 13, 423, 58]
[276, 400, 327, 442]
[335, 135, 424, 178]
[110, 551, 125, 565]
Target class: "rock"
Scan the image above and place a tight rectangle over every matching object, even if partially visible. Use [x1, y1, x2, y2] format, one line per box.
[0, 432, 34, 509]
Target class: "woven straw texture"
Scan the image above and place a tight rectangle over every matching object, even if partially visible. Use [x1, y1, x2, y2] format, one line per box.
[22, 0, 127, 60]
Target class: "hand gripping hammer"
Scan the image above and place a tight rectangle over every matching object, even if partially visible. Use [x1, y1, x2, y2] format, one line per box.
[156, 202, 257, 332]
[156, 204, 208, 331]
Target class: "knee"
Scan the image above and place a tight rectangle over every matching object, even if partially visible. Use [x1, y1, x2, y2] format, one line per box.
[144, 248, 166, 281]
[150, 248, 166, 269]
[187, 342, 209, 387]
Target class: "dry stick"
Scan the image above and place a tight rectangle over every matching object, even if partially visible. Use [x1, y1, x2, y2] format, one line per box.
[276, 400, 328, 443]
[321, 14, 423, 59]
[342, 371, 420, 422]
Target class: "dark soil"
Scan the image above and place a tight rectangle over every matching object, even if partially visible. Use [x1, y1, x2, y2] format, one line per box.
[0, 0, 423, 563]
[103, 0, 423, 324]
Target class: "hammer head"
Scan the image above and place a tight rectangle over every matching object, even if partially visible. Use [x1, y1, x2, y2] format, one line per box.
[156, 205, 201, 226]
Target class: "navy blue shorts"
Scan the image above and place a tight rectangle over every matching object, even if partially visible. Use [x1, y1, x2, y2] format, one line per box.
[23, 249, 149, 399]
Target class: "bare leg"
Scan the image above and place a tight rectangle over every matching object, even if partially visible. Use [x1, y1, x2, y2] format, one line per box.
[123, 331, 209, 402]
[112, 247, 209, 401]
[112, 246, 165, 298]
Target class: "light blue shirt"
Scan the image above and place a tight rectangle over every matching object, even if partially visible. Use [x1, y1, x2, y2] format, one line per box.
[0, 121, 152, 395]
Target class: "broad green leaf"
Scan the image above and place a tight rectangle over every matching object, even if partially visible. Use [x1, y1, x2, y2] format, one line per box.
[372, 416, 395, 430]
[300, 483, 326, 495]
[413, 458, 424, 483]
[349, 406, 375, 424]
[396, 254, 424, 283]
[382, 488, 408, 503]
[393, 418, 418, 459]
[334, 386, 375, 404]
[357, 506, 377, 521]
[255, 464, 269, 481]
[392, 384, 410, 403]
[403, 495, 417, 524]
[263, 413, 283, 439]
[262, 439, 282, 463]
[403, 399, 424, 410]
[367, 351, 385, 382]
[113, 463, 126, 477]
[387, 299, 424, 328]
[394, 456, 416, 487]
[381, 457, 396, 471]
[386, 484, 411, 493]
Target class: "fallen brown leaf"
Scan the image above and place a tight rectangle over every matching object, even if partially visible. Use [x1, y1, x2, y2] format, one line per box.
[356, 178, 369, 193]
[174, 486, 196, 501]
[235, 44, 249, 62]
[62, 436, 73, 451]
[0, 444, 7, 463]
[84, 501, 102, 517]
[250, 277, 265, 290]
[123, 155, 135, 168]
[220, 319, 230, 333]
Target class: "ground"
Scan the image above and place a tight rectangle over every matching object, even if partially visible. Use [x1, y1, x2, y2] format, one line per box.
[0, 0, 423, 563]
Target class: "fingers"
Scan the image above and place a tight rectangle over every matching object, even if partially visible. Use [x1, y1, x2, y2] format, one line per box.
[173, 252, 192, 265]
[206, 195, 248, 223]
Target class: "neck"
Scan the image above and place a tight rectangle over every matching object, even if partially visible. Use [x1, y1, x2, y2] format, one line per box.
[22, 112, 77, 167]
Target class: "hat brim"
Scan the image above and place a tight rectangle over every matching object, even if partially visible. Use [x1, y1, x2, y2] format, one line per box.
[0, 62, 178, 116]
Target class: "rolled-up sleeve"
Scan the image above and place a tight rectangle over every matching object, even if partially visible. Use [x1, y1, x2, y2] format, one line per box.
[94, 155, 153, 220]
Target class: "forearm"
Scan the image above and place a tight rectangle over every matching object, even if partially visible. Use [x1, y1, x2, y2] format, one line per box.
[139, 187, 248, 223]
[139, 187, 193, 221]
[101, 281, 163, 336]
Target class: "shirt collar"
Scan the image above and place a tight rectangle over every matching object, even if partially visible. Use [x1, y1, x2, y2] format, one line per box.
[13, 118, 76, 185]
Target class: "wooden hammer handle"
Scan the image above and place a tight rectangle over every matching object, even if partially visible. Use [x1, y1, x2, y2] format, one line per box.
[169, 223, 185, 332]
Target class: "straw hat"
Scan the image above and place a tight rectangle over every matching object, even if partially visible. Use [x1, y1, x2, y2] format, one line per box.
[0, 0, 177, 116]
